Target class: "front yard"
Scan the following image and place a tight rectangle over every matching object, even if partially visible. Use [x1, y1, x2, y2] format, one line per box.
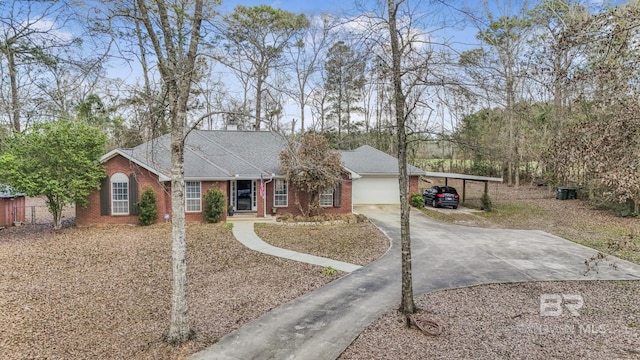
[0, 221, 387, 359]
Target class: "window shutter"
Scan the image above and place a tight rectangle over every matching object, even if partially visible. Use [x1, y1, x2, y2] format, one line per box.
[333, 180, 342, 208]
[100, 177, 110, 216]
[129, 173, 139, 215]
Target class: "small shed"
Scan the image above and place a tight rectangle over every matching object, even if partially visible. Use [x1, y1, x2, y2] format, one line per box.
[0, 185, 26, 227]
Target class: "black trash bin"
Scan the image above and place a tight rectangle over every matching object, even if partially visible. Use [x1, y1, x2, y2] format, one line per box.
[556, 187, 577, 200]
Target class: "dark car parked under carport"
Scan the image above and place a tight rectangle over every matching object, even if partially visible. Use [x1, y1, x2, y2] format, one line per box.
[423, 186, 460, 209]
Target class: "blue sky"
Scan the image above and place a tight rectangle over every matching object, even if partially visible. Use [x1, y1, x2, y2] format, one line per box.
[219, 0, 363, 15]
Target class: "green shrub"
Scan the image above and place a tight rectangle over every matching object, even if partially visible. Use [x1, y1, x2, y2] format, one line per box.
[410, 192, 425, 209]
[138, 187, 158, 226]
[204, 188, 225, 223]
[481, 192, 492, 211]
[322, 266, 337, 276]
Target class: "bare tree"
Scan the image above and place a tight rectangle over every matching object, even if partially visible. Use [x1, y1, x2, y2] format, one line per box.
[285, 15, 334, 133]
[386, 0, 415, 316]
[0, 0, 96, 132]
[461, 1, 532, 186]
[221, 5, 309, 130]
[101, 0, 214, 344]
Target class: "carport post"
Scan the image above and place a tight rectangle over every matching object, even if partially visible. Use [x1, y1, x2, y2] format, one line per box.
[484, 181, 488, 198]
[462, 179, 466, 203]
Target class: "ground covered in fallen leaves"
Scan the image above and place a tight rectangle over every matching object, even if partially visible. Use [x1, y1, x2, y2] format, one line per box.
[1, 221, 386, 359]
[255, 222, 390, 266]
[341, 281, 640, 360]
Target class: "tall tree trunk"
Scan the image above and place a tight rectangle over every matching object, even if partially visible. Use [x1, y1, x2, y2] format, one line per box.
[299, 98, 305, 133]
[387, 0, 415, 316]
[135, 0, 203, 345]
[168, 118, 190, 342]
[7, 49, 20, 133]
[255, 73, 264, 130]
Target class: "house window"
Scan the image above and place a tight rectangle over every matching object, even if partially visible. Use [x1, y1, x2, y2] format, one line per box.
[111, 173, 129, 215]
[274, 179, 288, 207]
[186, 181, 201, 212]
[320, 189, 334, 207]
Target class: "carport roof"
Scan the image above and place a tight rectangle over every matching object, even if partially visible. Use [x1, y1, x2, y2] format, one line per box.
[423, 171, 503, 183]
[340, 145, 426, 176]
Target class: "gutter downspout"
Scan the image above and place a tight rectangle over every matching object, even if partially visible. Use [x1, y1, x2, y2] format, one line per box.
[262, 173, 274, 218]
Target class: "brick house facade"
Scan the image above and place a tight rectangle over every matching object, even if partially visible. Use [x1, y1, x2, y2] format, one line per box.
[76, 154, 355, 226]
[76, 131, 424, 226]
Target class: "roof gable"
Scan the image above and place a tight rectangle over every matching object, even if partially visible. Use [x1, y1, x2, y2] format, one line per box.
[340, 145, 425, 176]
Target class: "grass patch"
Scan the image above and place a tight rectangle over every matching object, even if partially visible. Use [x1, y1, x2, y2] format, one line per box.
[0, 223, 340, 359]
[477, 203, 543, 221]
[419, 208, 478, 224]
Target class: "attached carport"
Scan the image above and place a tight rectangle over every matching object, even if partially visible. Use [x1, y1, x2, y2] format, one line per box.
[422, 171, 503, 203]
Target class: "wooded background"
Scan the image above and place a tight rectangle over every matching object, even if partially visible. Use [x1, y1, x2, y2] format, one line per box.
[1, 0, 638, 213]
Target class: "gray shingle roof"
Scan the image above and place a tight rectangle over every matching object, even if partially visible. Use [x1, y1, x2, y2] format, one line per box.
[108, 133, 425, 180]
[120, 130, 289, 180]
[340, 145, 426, 176]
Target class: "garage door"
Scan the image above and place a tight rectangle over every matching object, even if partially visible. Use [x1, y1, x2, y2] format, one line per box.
[352, 177, 400, 205]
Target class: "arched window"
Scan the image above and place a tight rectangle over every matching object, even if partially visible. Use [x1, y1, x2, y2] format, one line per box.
[111, 173, 129, 215]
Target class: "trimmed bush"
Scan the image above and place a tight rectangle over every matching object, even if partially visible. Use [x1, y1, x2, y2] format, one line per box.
[204, 188, 225, 223]
[410, 192, 425, 209]
[138, 187, 158, 226]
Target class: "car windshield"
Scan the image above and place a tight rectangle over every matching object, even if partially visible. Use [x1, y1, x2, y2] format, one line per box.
[440, 187, 457, 194]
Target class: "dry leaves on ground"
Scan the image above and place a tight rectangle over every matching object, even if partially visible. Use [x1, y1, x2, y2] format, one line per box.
[341, 281, 640, 360]
[0, 222, 344, 359]
[255, 222, 390, 266]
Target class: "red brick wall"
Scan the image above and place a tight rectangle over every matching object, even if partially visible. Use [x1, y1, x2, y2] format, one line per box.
[77, 155, 167, 226]
[184, 181, 228, 222]
[78, 154, 357, 225]
[409, 175, 420, 196]
[268, 174, 353, 217]
[76, 155, 228, 226]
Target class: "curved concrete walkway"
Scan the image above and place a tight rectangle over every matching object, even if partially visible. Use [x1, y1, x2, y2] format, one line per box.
[190, 206, 640, 360]
[230, 219, 361, 273]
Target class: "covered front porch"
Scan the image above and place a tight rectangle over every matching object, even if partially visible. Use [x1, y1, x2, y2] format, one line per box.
[228, 178, 273, 218]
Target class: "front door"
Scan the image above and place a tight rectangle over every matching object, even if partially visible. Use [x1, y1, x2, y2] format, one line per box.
[236, 180, 252, 211]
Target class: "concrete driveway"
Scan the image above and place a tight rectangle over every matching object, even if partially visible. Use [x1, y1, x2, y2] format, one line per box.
[190, 205, 640, 360]
[361, 205, 640, 294]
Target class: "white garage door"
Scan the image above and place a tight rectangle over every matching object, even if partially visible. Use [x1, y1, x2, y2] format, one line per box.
[352, 177, 400, 205]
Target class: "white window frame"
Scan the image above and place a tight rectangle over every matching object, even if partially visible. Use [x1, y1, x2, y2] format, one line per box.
[185, 181, 202, 212]
[252, 180, 257, 210]
[274, 179, 288, 207]
[230, 180, 237, 210]
[111, 173, 129, 215]
[320, 188, 334, 207]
